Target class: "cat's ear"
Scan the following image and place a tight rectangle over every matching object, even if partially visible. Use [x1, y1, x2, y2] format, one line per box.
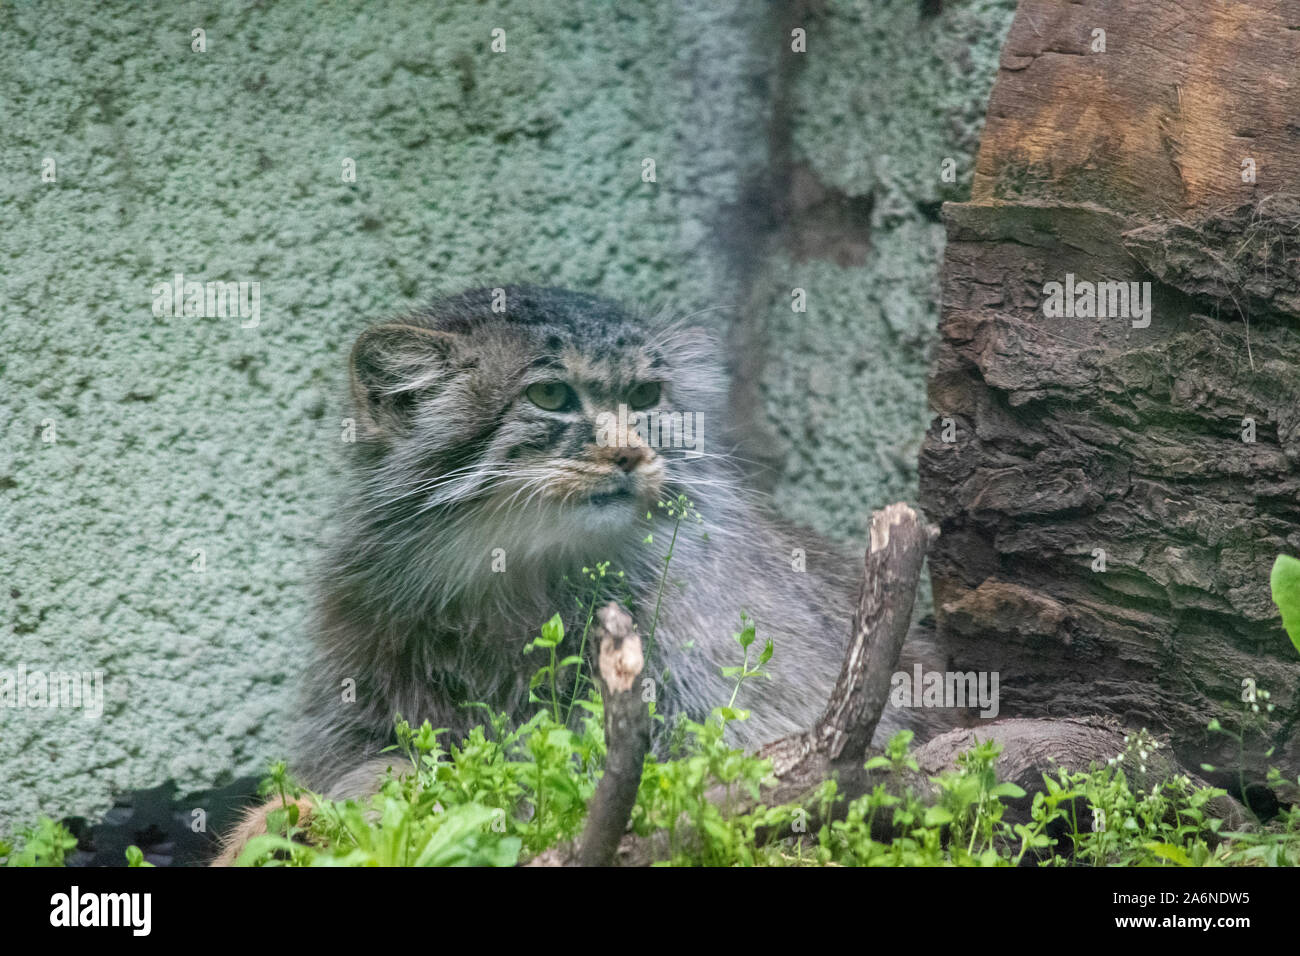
[349, 323, 455, 436]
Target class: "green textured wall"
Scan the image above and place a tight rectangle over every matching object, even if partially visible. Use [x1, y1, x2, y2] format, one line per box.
[0, 0, 1013, 832]
[742, 0, 1018, 540]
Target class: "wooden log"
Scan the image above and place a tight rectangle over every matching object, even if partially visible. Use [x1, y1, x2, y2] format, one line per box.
[576, 603, 650, 867]
[917, 0, 1300, 781]
[528, 603, 650, 867]
[756, 503, 935, 797]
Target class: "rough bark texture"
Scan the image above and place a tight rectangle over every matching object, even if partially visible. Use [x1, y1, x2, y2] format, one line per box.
[758, 504, 934, 791]
[918, 0, 1300, 783]
[526, 604, 650, 869]
[576, 604, 650, 867]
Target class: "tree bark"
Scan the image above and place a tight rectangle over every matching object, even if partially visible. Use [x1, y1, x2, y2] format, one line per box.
[917, 0, 1300, 781]
[576, 603, 650, 867]
[753, 503, 934, 797]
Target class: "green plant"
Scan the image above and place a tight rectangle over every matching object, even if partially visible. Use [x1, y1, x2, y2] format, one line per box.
[931, 737, 1027, 860]
[1271, 554, 1300, 654]
[524, 613, 576, 725]
[630, 706, 792, 866]
[124, 845, 154, 867]
[718, 614, 772, 723]
[1, 817, 77, 867]
[10, 714, 1300, 867]
[1202, 687, 1277, 822]
[564, 561, 624, 726]
[642, 493, 701, 665]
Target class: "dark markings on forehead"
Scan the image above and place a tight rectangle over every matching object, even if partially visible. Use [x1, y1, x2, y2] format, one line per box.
[532, 328, 649, 365]
[414, 285, 646, 349]
[527, 330, 656, 391]
[573, 367, 640, 395]
[527, 352, 567, 373]
[403, 286, 673, 410]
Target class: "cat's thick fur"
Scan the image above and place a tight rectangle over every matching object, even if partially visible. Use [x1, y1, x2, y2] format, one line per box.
[288, 284, 933, 797]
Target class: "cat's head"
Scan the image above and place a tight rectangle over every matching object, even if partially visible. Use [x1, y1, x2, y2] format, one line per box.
[347, 285, 729, 564]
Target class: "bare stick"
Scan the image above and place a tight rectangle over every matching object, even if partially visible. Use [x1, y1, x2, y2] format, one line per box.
[760, 502, 933, 785]
[575, 602, 650, 867]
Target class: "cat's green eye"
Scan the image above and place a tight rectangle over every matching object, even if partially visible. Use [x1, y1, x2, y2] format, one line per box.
[627, 382, 662, 410]
[525, 381, 575, 411]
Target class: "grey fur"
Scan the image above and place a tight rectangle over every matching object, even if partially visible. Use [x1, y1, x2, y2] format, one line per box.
[292, 285, 928, 795]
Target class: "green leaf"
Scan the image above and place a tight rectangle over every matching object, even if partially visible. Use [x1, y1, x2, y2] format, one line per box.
[124, 845, 154, 867]
[1270, 555, 1300, 655]
[989, 782, 1027, 799]
[539, 613, 564, 647]
[234, 834, 307, 867]
[923, 806, 953, 827]
[716, 706, 750, 723]
[1146, 842, 1192, 866]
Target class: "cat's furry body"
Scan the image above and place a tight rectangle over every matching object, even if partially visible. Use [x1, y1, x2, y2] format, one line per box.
[292, 285, 923, 797]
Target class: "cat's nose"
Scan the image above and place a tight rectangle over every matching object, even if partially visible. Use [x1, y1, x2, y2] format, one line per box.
[613, 445, 649, 473]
